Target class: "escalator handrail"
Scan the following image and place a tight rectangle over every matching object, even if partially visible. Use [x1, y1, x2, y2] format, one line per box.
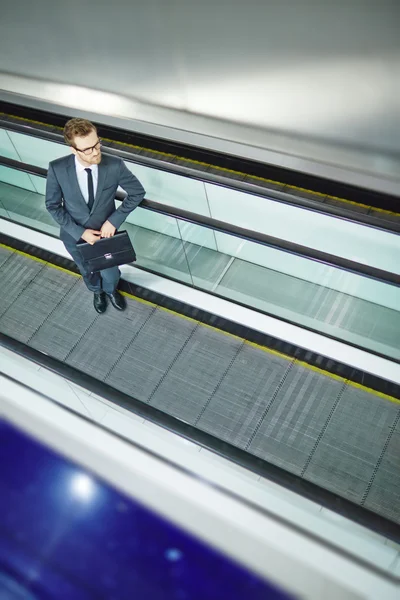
[1, 154, 399, 287]
[1, 117, 399, 236]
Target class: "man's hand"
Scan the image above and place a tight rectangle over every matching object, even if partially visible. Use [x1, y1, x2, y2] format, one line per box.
[100, 220, 116, 238]
[82, 229, 101, 245]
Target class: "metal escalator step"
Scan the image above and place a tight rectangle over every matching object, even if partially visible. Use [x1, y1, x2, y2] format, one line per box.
[0, 263, 75, 343]
[363, 418, 400, 524]
[65, 298, 154, 381]
[149, 326, 243, 424]
[196, 343, 292, 449]
[0, 244, 13, 268]
[106, 308, 197, 402]
[303, 387, 399, 505]
[0, 252, 44, 318]
[247, 365, 344, 475]
[29, 279, 97, 360]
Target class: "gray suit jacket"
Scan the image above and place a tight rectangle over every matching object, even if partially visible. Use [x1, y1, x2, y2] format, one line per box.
[45, 153, 146, 243]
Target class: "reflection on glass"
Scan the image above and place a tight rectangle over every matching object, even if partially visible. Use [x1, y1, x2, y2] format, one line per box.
[205, 180, 400, 275]
[0, 168, 59, 235]
[0, 572, 38, 600]
[121, 212, 194, 286]
[70, 473, 96, 502]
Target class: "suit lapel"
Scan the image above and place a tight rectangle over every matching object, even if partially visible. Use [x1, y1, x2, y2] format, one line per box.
[91, 158, 108, 215]
[67, 155, 89, 213]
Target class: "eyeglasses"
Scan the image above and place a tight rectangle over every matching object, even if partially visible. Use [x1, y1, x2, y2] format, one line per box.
[74, 139, 102, 156]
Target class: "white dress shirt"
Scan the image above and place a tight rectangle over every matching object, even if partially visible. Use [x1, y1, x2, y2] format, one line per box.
[75, 156, 98, 204]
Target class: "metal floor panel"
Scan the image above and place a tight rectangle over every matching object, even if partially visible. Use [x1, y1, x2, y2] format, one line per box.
[66, 299, 153, 382]
[1, 246, 399, 525]
[106, 308, 196, 401]
[247, 364, 345, 476]
[0, 253, 44, 318]
[0, 265, 76, 343]
[29, 279, 99, 361]
[196, 344, 291, 448]
[303, 388, 399, 505]
[0, 244, 11, 268]
[149, 326, 243, 424]
[362, 416, 400, 524]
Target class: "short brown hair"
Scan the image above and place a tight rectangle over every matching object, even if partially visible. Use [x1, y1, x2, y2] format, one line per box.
[63, 118, 97, 146]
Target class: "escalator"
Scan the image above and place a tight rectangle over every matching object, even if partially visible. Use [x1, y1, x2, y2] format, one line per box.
[1, 101, 400, 219]
[0, 117, 399, 540]
[1, 239, 400, 535]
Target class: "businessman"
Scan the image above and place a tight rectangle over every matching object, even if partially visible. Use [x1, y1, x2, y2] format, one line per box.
[45, 118, 145, 313]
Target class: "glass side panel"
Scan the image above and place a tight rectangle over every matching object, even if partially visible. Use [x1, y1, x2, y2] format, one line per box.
[2, 128, 212, 217]
[0, 167, 399, 359]
[7, 129, 67, 167]
[2, 126, 399, 276]
[0, 165, 37, 193]
[121, 218, 193, 286]
[0, 128, 22, 161]
[164, 220, 400, 360]
[123, 162, 210, 216]
[0, 169, 58, 235]
[204, 180, 400, 275]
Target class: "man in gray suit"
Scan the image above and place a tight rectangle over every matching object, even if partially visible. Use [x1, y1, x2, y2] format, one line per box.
[46, 118, 145, 313]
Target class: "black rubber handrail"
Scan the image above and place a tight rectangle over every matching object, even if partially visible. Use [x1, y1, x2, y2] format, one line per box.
[1, 116, 399, 236]
[1, 154, 399, 287]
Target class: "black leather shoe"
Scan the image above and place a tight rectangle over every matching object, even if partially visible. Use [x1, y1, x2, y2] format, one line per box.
[93, 291, 107, 314]
[107, 290, 126, 311]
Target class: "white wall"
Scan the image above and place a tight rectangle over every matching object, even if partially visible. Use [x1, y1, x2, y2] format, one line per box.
[0, 1, 399, 154]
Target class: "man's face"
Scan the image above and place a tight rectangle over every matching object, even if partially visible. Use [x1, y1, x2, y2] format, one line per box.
[71, 128, 102, 166]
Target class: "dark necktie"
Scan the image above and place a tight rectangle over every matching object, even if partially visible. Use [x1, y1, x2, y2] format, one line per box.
[85, 168, 95, 210]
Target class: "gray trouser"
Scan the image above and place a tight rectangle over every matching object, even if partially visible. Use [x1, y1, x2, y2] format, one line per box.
[63, 236, 120, 295]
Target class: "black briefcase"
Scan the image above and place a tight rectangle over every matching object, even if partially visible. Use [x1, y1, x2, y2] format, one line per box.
[77, 231, 136, 272]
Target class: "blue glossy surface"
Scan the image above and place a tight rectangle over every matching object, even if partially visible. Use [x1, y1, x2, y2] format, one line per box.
[0, 419, 293, 599]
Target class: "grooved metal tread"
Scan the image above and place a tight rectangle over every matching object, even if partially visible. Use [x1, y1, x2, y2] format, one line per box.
[1, 245, 399, 525]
